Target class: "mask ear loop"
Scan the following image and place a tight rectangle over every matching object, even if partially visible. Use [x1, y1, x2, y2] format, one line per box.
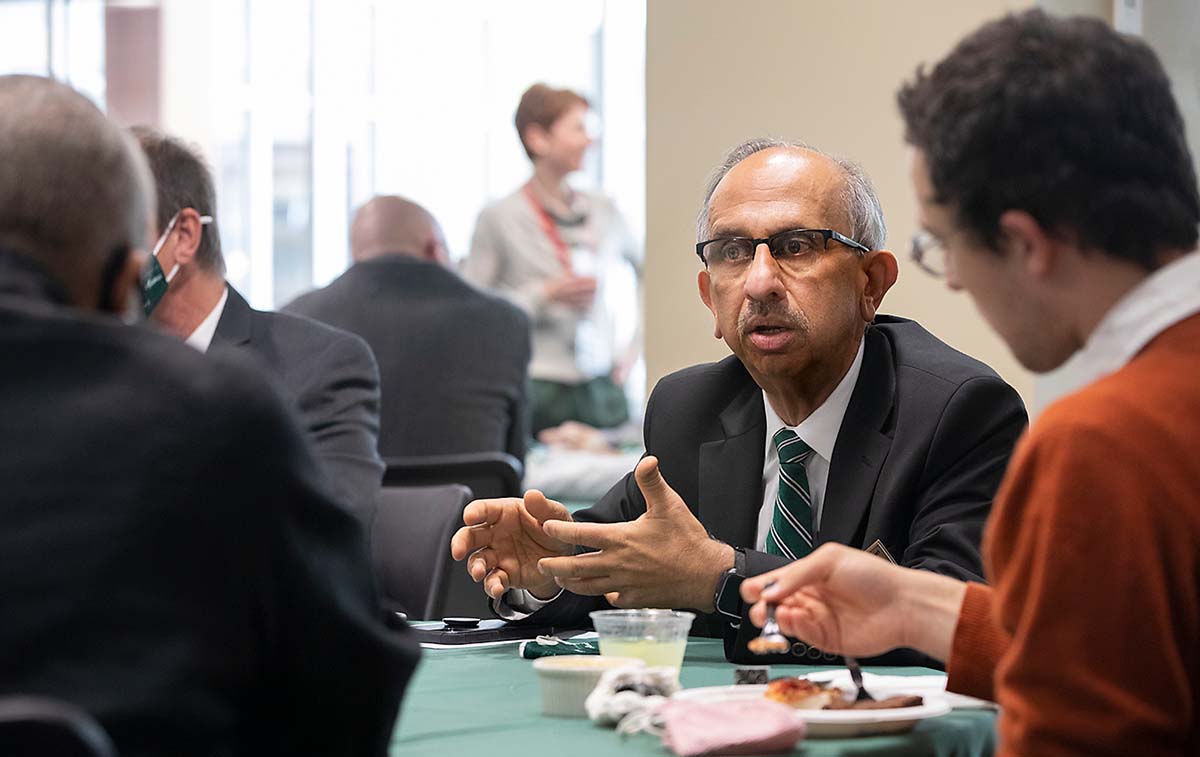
[181, 215, 215, 283]
[154, 212, 213, 284]
[151, 212, 182, 283]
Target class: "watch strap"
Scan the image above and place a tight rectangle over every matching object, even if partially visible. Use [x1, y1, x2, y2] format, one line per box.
[714, 546, 748, 621]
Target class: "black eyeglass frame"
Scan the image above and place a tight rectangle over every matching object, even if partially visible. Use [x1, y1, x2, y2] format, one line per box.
[694, 227, 871, 267]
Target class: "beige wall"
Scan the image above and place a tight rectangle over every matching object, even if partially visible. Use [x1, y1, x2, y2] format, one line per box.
[644, 0, 1034, 407]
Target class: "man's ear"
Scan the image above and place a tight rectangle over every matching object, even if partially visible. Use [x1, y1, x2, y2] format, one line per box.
[426, 237, 450, 267]
[170, 208, 205, 267]
[997, 210, 1055, 278]
[859, 250, 898, 322]
[104, 248, 147, 318]
[697, 269, 723, 339]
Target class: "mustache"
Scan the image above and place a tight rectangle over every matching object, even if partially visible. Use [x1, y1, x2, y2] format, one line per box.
[738, 300, 809, 334]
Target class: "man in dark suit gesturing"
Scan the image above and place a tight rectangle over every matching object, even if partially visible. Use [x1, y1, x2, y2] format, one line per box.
[132, 127, 385, 514]
[0, 74, 416, 757]
[285, 195, 531, 465]
[452, 139, 1027, 663]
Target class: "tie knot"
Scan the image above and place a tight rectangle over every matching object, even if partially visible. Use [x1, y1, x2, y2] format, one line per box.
[772, 428, 812, 464]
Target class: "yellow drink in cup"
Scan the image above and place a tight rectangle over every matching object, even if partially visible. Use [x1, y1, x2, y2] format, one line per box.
[590, 609, 695, 670]
[597, 638, 689, 668]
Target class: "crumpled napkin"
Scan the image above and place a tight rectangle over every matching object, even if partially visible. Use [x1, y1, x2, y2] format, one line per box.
[657, 700, 806, 756]
[586, 665, 680, 725]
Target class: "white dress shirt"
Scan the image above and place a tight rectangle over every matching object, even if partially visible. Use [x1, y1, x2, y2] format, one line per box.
[1066, 251, 1200, 387]
[184, 287, 228, 354]
[755, 338, 864, 549]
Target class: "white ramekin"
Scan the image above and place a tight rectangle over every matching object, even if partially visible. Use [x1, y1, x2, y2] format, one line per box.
[532, 655, 646, 718]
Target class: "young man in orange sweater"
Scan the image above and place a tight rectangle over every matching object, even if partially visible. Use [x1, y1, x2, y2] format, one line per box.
[741, 10, 1200, 756]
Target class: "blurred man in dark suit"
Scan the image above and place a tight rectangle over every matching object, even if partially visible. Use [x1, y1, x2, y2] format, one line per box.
[285, 195, 532, 465]
[131, 127, 384, 514]
[0, 74, 418, 757]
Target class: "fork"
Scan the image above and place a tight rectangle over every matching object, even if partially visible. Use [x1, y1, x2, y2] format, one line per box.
[748, 581, 791, 655]
[845, 656, 875, 702]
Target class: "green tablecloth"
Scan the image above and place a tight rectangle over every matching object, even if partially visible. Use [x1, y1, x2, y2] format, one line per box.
[390, 638, 996, 756]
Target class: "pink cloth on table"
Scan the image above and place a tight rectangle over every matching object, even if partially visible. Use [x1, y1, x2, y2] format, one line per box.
[658, 700, 805, 756]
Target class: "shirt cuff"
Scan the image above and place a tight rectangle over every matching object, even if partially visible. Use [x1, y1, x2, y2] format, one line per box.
[494, 587, 565, 620]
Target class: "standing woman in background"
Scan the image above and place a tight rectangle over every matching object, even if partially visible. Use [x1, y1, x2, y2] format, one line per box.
[464, 83, 641, 436]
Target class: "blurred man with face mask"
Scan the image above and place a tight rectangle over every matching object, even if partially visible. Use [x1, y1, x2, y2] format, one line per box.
[132, 127, 385, 516]
[0, 75, 417, 757]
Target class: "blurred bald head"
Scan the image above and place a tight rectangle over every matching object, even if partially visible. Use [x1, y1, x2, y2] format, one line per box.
[0, 75, 154, 309]
[350, 195, 448, 266]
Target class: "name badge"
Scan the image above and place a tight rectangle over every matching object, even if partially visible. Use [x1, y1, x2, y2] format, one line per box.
[864, 539, 897, 565]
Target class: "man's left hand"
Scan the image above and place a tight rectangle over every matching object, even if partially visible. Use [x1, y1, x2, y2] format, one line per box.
[539, 456, 734, 611]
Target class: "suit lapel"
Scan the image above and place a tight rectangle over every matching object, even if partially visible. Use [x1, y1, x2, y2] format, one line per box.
[698, 369, 767, 549]
[211, 285, 253, 350]
[817, 326, 895, 547]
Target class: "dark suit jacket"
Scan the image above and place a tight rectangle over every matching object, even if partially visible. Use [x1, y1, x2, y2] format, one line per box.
[0, 251, 419, 757]
[525, 316, 1028, 664]
[210, 286, 385, 514]
[284, 255, 532, 464]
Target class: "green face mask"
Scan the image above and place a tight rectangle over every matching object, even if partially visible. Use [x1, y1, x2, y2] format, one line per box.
[141, 253, 171, 317]
[140, 211, 213, 316]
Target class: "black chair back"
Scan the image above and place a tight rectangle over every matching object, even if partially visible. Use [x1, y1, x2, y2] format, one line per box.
[382, 451, 522, 500]
[0, 697, 116, 757]
[370, 483, 491, 620]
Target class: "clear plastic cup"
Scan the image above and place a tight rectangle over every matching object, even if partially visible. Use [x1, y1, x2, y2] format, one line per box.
[589, 609, 695, 670]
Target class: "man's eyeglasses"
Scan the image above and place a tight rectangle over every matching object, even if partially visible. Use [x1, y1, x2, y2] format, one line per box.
[695, 228, 870, 274]
[910, 229, 947, 278]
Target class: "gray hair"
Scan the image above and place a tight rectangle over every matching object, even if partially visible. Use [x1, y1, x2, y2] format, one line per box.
[696, 137, 887, 251]
[130, 126, 224, 274]
[0, 75, 153, 293]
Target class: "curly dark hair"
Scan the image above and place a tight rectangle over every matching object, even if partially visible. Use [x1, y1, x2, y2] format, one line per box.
[898, 10, 1199, 270]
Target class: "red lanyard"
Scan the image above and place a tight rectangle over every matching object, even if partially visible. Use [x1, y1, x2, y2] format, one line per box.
[524, 183, 574, 274]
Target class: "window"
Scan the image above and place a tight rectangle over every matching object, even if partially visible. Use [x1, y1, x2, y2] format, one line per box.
[2, 0, 647, 402]
[162, 0, 646, 308]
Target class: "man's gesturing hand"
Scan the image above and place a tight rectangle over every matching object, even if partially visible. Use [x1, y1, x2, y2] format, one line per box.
[449, 490, 573, 600]
[538, 456, 733, 611]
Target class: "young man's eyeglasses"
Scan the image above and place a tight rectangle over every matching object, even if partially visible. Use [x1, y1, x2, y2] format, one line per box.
[695, 228, 870, 275]
[910, 229, 947, 278]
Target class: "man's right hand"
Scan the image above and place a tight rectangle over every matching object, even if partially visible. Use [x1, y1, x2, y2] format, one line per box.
[449, 490, 574, 600]
[544, 275, 597, 312]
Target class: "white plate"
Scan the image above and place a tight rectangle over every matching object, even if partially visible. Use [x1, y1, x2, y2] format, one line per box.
[672, 684, 952, 738]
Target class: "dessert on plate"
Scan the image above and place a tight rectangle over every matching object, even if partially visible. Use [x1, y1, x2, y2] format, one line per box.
[764, 677, 841, 709]
[765, 677, 924, 711]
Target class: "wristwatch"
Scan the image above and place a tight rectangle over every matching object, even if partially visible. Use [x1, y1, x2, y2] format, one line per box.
[713, 546, 748, 621]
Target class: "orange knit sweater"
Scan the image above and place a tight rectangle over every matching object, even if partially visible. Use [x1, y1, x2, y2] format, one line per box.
[946, 313, 1200, 755]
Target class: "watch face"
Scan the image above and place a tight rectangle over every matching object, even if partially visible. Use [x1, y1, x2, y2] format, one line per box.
[716, 571, 745, 618]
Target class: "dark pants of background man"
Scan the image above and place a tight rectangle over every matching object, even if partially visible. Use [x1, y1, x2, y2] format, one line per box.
[530, 376, 629, 434]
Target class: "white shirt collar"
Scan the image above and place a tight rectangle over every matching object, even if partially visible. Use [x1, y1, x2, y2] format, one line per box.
[185, 286, 229, 353]
[1067, 250, 1200, 387]
[762, 337, 866, 462]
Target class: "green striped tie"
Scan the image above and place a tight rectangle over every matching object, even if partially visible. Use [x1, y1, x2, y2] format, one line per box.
[764, 428, 815, 560]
